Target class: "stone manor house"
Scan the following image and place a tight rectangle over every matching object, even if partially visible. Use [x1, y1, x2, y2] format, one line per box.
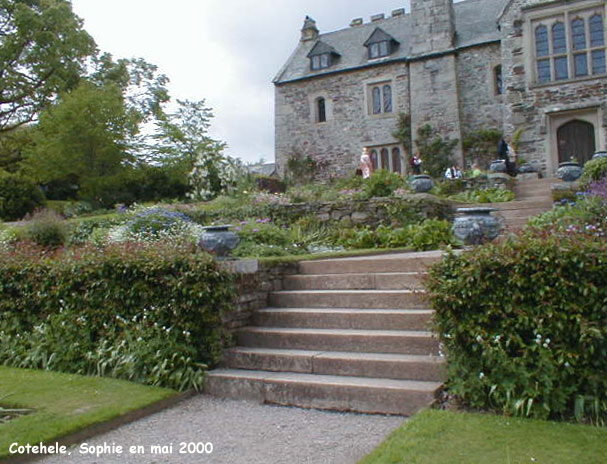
[273, 0, 607, 178]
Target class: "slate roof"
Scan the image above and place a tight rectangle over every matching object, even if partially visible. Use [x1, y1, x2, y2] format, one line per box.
[273, 0, 509, 84]
[307, 41, 340, 57]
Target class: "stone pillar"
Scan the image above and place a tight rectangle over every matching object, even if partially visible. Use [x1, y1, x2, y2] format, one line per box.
[301, 16, 319, 42]
[409, 0, 463, 165]
[410, 0, 455, 55]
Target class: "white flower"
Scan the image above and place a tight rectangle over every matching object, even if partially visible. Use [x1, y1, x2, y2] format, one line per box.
[479, 372, 485, 379]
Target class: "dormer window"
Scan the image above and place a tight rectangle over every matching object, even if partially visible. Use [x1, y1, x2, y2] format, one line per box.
[307, 41, 340, 71]
[364, 28, 399, 60]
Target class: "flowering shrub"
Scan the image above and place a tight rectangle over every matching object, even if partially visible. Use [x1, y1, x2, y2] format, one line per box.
[428, 199, 607, 423]
[0, 242, 235, 390]
[362, 169, 404, 198]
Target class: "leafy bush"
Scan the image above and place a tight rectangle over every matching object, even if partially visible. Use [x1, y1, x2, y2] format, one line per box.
[233, 219, 302, 257]
[334, 219, 455, 251]
[450, 187, 515, 204]
[20, 209, 68, 248]
[363, 169, 404, 198]
[462, 128, 502, 169]
[580, 157, 607, 187]
[0, 171, 45, 220]
[416, 124, 459, 178]
[0, 242, 235, 391]
[427, 226, 607, 423]
[46, 200, 93, 218]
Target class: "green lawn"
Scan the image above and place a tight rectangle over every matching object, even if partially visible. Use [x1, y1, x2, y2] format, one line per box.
[359, 409, 607, 464]
[0, 367, 176, 458]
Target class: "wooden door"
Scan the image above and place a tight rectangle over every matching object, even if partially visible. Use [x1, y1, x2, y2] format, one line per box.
[557, 120, 596, 165]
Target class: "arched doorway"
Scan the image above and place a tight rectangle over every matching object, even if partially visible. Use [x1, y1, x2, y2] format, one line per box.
[557, 120, 596, 165]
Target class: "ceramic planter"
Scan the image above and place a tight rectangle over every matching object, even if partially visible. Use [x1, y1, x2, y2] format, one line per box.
[556, 161, 582, 182]
[198, 225, 240, 258]
[489, 159, 507, 173]
[592, 151, 607, 160]
[410, 174, 434, 193]
[453, 207, 502, 245]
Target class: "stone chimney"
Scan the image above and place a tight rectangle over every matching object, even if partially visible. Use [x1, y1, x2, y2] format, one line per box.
[301, 16, 319, 42]
[410, 0, 455, 55]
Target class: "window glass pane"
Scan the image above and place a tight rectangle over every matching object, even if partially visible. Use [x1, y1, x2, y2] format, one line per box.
[380, 148, 390, 170]
[370, 150, 378, 170]
[311, 56, 320, 69]
[372, 87, 381, 114]
[552, 22, 567, 54]
[554, 56, 568, 80]
[317, 98, 326, 122]
[320, 54, 329, 68]
[590, 15, 605, 47]
[370, 43, 379, 59]
[535, 25, 549, 57]
[592, 49, 606, 74]
[494, 65, 503, 94]
[572, 19, 587, 51]
[379, 41, 389, 56]
[391, 148, 402, 174]
[537, 59, 551, 82]
[574, 53, 588, 76]
[383, 85, 392, 113]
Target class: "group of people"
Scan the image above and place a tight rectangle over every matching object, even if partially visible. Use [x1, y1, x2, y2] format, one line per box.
[359, 136, 517, 179]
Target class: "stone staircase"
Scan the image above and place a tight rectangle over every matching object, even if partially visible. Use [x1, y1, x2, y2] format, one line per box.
[462, 176, 556, 231]
[206, 251, 445, 416]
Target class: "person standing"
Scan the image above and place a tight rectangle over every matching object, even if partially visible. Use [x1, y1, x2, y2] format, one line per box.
[497, 136, 517, 176]
[360, 148, 374, 179]
[410, 153, 422, 175]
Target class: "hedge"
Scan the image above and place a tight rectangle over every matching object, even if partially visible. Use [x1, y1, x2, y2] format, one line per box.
[427, 231, 607, 423]
[0, 242, 236, 391]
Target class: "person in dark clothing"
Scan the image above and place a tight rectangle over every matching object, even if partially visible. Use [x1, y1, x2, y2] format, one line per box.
[497, 137, 517, 176]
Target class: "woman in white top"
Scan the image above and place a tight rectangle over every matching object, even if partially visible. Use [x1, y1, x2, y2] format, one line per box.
[360, 148, 374, 179]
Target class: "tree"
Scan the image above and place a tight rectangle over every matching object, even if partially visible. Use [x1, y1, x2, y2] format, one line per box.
[0, 0, 96, 132]
[23, 80, 136, 201]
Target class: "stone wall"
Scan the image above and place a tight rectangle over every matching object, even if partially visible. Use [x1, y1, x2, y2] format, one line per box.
[500, 0, 607, 176]
[271, 194, 453, 226]
[220, 260, 298, 331]
[274, 62, 410, 179]
[457, 43, 504, 136]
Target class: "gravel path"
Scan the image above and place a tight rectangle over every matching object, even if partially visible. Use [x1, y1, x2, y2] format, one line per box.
[37, 395, 405, 464]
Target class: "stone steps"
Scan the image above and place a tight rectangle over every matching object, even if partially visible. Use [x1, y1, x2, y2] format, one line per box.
[222, 348, 445, 382]
[205, 369, 442, 416]
[268, 289, 428, 309]
[253, 307, 433, 330]
[205, 250, 445, 416]
[282, 272, 425, 290]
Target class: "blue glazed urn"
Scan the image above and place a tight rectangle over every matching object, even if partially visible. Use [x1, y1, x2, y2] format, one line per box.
[410, 174, 434, 193]
[198, 225, 240, 258]
[453, 207, 502, 245]
[556, 161, 583, 182]
[592, 151, 607, 160]
[489, 159, 507, 173]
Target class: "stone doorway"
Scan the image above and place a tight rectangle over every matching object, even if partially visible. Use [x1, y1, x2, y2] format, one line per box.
[557, 120, 596, 165]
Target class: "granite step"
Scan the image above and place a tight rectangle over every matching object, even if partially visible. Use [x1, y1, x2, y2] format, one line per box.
[297, 251, 444, 275]
[282, 272, 425, 290]
[236, 327, 439, 355]
[252, 308, 433, 330]
[222, 348, 446, 382]
[268, 289, 428, 309]
[205, 369, 442, 415]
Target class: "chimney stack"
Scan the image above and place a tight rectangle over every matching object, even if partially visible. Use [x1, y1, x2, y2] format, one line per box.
[301, 16, 319, 42]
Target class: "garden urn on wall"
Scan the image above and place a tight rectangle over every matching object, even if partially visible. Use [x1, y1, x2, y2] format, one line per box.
[556, 161, 583, 182]
[453, 207, 502, 245]
[592, 151, 607, 160]
[198, 225, 240, 258]
[410, 174, 434, 193]
[489, 159, 507, 173]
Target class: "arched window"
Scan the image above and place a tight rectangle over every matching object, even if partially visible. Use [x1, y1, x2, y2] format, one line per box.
[380, 148, 390, 170]
[370, 149, 379, 170]
[382, 85, 392, 113]
[391, 148, 402, 174]
[316, 97, 326, 123]
[535, 25, 551, 83]
[494, 65, 503, 95]
[372, 87, 382, 114]
[552, 22, 568, 80]
[572, 18, 588, 77]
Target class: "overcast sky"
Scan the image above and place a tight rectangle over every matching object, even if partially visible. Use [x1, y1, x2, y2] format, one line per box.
[69, 0, 435, 164]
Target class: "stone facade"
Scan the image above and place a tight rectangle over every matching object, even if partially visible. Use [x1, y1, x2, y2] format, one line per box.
[274, 0, 607, 178]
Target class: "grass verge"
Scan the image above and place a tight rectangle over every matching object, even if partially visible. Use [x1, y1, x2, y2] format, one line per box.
[359, 409, 607, 464]
[0, 367, 176, 458]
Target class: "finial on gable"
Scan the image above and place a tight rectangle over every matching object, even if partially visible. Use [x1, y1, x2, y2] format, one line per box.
[301, 16, 319, 42]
